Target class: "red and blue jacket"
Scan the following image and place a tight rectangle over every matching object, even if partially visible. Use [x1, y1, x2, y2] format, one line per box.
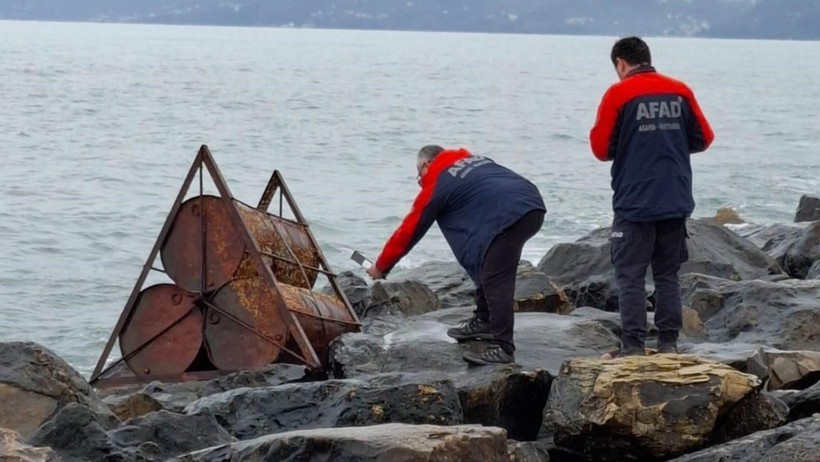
[590, 65, 715, 222]
[375, 148, 546, 283]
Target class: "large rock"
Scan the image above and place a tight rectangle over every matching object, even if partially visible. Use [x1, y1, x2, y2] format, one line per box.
[30, 403, 120, 461]
[684, 343, 820, 390]
[108, 410, 234, 461]
[129, 363, 308, 413]
[329, 306, 617, 440]
[680, 275, 820, 351]
[183, 377, 462, 440]
[733, 221, 820, 279]
[669, 414, 820, 462]
[514, 261, 572, 314]
[391, 261, 476, 308]
[0, 342, 113, 439]
[367, 280, 440, 317]
[537, 219, 782, 311]
[710, 390, 788, 444]
[0, 428, 58, 462]
[174, 423, 509, 462]
[543, 355, 761, 461]
[795, 195, 820, 222]
[103, 392, 163, 421]
[776, 380, 820, 422]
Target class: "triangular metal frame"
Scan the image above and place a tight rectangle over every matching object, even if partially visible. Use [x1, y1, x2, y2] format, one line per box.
[90, 145, 358, 387]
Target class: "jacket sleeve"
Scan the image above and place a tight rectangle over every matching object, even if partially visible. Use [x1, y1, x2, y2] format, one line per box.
[684, 90, 715, 153]
[374, 183, 441, 275]
[589, 86, 620, 161]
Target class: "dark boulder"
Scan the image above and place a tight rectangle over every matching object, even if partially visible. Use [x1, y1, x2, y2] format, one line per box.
[183, 377, 463, 440]
[0, 342, 113, 439]
[108, 410, 234, 461]
[710, 391, 789, 444]
[669, 414, 820, 462]
[30, 403, 120, 461]
[537, 219, 781, 311]
[135, 363, 307, 413]
[776, 380, 820, 422]
[733, 221, 820, 279]
[173, 423, 509, 462]
[390, 260, 476, 308]
[794, 195, 820, 223]
[367, 280, 440, 317]
[515, 261, 572, 314]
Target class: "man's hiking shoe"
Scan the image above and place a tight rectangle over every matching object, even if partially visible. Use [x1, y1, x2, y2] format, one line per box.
[447, 317, 493, 342]
[463, 344, 514, 365]
[658, 342, 678, 354]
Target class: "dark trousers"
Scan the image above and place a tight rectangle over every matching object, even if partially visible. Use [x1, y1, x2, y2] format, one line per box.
[611, 217, 688, 349]
[475, 209, 545, 354]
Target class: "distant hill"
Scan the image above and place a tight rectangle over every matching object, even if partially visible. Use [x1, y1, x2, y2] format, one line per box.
[2, 0, 819, 40]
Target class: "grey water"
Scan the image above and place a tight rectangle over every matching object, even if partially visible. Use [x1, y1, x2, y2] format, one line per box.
[1, 20, 818, 377]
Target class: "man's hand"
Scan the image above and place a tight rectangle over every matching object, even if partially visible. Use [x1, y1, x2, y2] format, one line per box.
[366, 265, 385, 280]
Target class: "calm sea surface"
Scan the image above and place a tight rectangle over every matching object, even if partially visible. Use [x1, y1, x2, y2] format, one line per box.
[1, 21, 818, 376]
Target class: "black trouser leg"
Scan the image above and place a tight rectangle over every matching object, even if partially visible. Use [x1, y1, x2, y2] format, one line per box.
[611, 217, 654, 350]
[474, 286, 489, 322]
[651, 218, 688, 344]
[480, 210, 545, 354]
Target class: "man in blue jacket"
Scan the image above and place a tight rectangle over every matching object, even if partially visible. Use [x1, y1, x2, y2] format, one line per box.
[367, 145, 546, 365]
[590, 37, 714, 356]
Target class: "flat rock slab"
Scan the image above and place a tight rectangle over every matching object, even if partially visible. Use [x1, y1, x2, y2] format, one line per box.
[172, 423, 509, 462]
[544, 354, 761, 461]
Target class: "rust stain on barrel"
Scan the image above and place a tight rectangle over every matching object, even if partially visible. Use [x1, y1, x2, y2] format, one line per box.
[119, 284, 203, 376]
[162, 195, 322, 293]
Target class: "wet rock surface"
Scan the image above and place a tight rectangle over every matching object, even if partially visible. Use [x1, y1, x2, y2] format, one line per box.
[172, 423, 510, 462]
[669, 414, 820, 462]
[183, 377, 463, 440]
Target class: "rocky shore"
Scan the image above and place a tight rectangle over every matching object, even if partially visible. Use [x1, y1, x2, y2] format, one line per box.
[1, 195, 819, 462]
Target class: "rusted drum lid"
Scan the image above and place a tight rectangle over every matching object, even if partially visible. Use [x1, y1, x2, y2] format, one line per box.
[161, 195, 245, 293]
[119, 284, 203, 377]
[206, 278, 289, 370]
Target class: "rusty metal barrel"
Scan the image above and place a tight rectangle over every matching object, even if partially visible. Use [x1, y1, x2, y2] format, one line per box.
[119, 284, 203, 377]
[206, 277, 358, 370]
[161, 195, 321, 293]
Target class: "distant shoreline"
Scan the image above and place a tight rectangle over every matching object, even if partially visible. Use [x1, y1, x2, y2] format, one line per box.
[1, 18, 819, 42]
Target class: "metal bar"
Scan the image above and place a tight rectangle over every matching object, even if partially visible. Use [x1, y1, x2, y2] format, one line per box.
[256, 170, 280, 212]
[200, 162, 208, 295]
[200, 148, 322, 369]
[90, 147, 207, 383]
[273, 171, 362, 326]
[149, 267, 168, 274]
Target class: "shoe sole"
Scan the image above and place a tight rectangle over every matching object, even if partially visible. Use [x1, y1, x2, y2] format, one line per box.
[462, 353, 514, 366]
[446, 332, 495, 342]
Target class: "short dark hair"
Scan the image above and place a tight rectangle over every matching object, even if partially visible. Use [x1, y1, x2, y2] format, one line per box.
[418, 145, 444, 163]
[611, 36, 651, 67]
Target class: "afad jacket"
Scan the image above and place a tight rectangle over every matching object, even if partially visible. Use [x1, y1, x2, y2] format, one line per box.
[590, 65, 715, 221]
[375, 148, 546, 283]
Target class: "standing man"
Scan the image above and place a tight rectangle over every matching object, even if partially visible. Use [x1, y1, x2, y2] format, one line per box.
[590, 37, 714, 356]
[367, 145, 546, 365]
